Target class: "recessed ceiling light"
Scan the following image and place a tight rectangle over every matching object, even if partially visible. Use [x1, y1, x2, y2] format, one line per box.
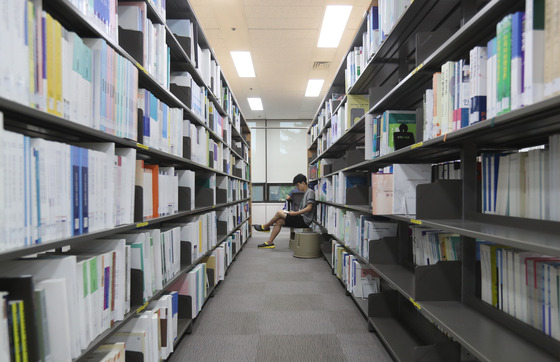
[305, 79, 324, 97]
[248, 97, 263, 110]
[317, 5, 353, 48]
[231, 51, 256, 77]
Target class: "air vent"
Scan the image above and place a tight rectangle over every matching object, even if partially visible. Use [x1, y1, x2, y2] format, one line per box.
[312, 61, 330, 70]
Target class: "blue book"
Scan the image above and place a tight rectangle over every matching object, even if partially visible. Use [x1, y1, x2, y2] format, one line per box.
[71, 146, 81, 235]
[81, 148, 88, 234]
[511, 11, 524, 109]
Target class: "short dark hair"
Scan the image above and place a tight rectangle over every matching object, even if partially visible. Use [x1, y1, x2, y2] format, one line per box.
[293, 173, 307, 185]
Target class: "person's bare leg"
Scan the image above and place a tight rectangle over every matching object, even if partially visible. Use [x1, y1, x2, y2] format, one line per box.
[266, 218, 285, 244]
[263, 210, 286, 230]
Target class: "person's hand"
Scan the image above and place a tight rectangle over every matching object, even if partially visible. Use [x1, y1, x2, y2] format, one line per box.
[286, 195, 291, 200]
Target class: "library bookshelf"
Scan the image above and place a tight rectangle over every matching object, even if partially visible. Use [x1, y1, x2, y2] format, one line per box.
[308, 0, 560, 361]
[0, 0, 251, 360]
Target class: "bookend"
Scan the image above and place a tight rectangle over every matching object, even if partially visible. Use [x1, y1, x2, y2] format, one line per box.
[134, 185, 143, 222]
[223, 160, 229, 174]
[208, 150, 214, 166]
[216, 188, 228, 204]
[178, 185, 192, 211]
[170, 83, 192, 109]
[206, 269, 215, 291]
[125, 351, 144, 362]
[346, 185, 370, 205]
[137, 109, 147, 145]
[195, 187, 214, 208]
[368, 289, 399, 319]
[182, 136, 192, 160]
[175, 34, 193, 59]
[332, 158, 346, 173]
[118, 28, 143, 65]
[345, 147, 365, 167]
[414, 261, 461, 301]
[180, 241, 192, 267]
[233, 166, 242, 178]
[217, 220, 228, 237]
[413, 342, 461, 362]
[130, 268, 144, 306]
[209, 117, 214, 132]
[369, 291, 460, 362]
[416, 180, 462, 219]
[369, 237, 399, 264]
[178, 295, 193, 320]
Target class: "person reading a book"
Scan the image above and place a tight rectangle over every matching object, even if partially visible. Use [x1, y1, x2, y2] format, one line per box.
[254, 174, 315, 249]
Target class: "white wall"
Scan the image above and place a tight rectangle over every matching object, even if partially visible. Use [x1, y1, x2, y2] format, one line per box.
[251, 203, 284, 225]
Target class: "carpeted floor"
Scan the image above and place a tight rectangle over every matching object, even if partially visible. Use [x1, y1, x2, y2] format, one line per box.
[168, 230, 392, 362]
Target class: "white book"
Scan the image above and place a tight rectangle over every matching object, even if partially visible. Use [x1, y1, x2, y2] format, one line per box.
[0, 292, 10, 362]
[469, 46, 488, 125]
[35, 278, 72, 362]
[495, 154, 510, 215]
[523, 0, 545, 105]
[550, 264, 560, 340]
[115, 148, 137, 226]
[392, 164, 431, 214]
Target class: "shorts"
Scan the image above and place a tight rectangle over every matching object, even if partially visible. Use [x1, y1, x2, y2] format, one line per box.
[284, 214, 309, 228]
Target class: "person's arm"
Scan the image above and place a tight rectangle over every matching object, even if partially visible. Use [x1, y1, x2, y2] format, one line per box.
[290, 202, 313, 216]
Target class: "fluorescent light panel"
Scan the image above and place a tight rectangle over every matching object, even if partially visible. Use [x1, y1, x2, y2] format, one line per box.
[247, 97, 263, 110]
[230, 51, 256, 77]
[317, 5, 353, 48]
[305, 79, 324, 97]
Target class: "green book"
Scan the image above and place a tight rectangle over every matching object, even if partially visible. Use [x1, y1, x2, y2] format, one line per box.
[496, 18, 503, 115]
[500, 14, 512, 114]
[380, 110, 417, 156]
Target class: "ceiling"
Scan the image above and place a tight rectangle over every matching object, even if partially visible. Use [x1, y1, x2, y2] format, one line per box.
[188, 0, 372, 121]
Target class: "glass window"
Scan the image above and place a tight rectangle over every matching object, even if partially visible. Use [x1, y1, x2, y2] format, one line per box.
[268, 184, 297, 202]
[251, 184, 265, 202]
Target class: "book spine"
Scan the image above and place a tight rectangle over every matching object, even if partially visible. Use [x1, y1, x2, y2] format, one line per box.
[500, 15, 512, 114]
[511, 12, 524, 110]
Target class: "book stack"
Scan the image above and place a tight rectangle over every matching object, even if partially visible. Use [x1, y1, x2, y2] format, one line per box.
[480, 134, 560, 220]
[118, 2, 169, 88]
[371, 164, 431, 215]
[107, 292, 178, 361]
[332, 241, 381, 299]
[0, 121, 137, 250]
[138, 88, 184, 156]
[478, 242, 560, 341]
[411, 227, 462, 266]
[0, 3, 139, 138]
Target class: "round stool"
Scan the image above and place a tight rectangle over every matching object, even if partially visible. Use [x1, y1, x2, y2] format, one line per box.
[289, 227, 312, 249]
[293, 231, 322, 258]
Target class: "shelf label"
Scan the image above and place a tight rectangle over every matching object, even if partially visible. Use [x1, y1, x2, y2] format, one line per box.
[409, 298, 421, 310]
[136, 222, 148, 228]
[410, 219, 422, 225]
[411, 142, 423, 149]
[136, 62, 148, 75]
[136, 143, 149, 150]
[411, 63, 423, 76]
[136, 302, 149, 313]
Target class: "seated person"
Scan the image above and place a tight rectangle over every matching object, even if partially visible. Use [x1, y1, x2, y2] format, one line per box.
[253, 173, 315, 249]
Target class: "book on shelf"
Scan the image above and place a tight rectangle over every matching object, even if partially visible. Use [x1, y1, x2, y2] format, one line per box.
[371, 172, 393, 215]
[469, 46, 487, 125]
[411, 227, 461, 266]
[393, 164, 431, 214]
[478, 242, 560, 341]
[89, 341, 125, 362]
[380, 110, 416, 156]
[167, 18, 195, 61]
[524, 0, 545, 105]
